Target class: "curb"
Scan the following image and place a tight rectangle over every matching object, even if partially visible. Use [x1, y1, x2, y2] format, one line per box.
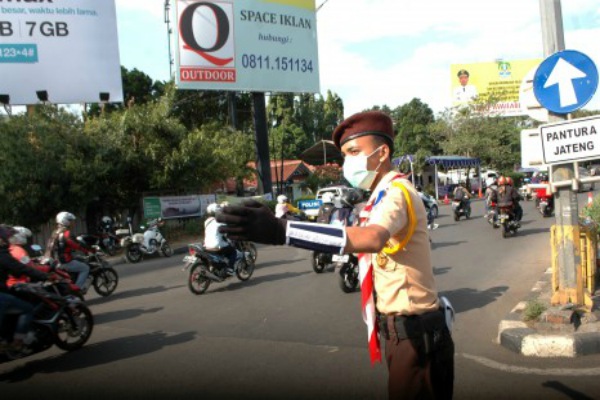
[106, 244, 189, 267]
[497, 267, 600, 357]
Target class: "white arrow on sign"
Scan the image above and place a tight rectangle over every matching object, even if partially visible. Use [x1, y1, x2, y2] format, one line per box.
[543, 57, 587, 107]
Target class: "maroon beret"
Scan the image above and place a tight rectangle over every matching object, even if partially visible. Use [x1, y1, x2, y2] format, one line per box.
[332, 111, 395, 150]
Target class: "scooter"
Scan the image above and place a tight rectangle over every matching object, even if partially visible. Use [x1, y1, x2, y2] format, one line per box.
[498, 205, 519, 238]
[123, 219, 173, 264]
[452, 199, 471, 221]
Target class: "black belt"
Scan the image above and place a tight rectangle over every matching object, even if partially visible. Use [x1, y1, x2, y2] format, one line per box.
[378, 309, 446, 341]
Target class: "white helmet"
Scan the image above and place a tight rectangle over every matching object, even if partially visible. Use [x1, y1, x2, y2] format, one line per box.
[56, 211, 76, 227]
[9, 226, 32, 245]
[101, 216, 112, 224]
[277, 195, 288, 204]
[321, 192, 334, 204]
[206, 203, 220, 215]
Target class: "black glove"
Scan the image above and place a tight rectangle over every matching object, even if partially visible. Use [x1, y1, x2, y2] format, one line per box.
[216, 200, 287, 245]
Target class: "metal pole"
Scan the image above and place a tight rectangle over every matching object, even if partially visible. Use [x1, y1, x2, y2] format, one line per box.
[539, 0, 582, 305]
[434, 164, 439, 201]
[252, 92, 273, 198]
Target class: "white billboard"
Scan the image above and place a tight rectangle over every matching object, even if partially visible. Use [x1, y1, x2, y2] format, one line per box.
[0, 0, 123, 105]
[174, 0, 320, 93]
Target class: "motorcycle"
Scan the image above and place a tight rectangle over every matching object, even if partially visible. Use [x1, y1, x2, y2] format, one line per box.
[0, 281, 94, 362]
[232, 240, 257, 263]
[98, 223, 121, 256]
[452, 199, 471, 221]
[122, 219, 173, 264]
[498, 206, 519, 238]
[336, 253, 359, 293]
[72, 235, 119, 297]
[183, 242, 255, 295]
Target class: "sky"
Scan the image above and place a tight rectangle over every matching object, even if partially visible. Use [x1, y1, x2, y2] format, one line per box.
[115, 0, 600, 117]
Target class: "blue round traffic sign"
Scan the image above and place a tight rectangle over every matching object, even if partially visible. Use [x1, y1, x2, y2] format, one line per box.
[533, 49, 598, 114]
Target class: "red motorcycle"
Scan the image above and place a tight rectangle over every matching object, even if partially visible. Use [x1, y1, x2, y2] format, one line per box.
[498, 205, 519, 238]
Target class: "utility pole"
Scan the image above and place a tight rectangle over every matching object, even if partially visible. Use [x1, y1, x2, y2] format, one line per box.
[539, 0, 581, 305]
[252, 93, 273, 197]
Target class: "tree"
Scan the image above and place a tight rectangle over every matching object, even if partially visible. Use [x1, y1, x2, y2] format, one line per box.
[0, 106, 110, 227]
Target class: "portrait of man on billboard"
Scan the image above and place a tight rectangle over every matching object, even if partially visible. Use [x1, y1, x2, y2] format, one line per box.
[453, 69, 478, 103]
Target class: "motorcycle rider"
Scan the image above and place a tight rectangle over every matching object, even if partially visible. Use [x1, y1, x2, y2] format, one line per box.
[316, 192, 336, 224]
[484, 177, 499, 218]
[494, 177, 522, 226]
[0, 225, 52, 351]
[46, 212, 91, 291]
[506, 177, 523, 223]
[275, 195, 302, 219]
[203, 203, 237, 275]
[452, 181, 471, 208]
[330, 191, 361, 227]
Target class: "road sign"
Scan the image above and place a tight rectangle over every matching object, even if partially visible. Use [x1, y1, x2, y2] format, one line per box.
[539, 115, 600, 164]
[534, 50, 598, 114]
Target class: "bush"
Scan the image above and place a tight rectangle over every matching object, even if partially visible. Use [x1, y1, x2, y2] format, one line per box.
[523, 299, 547, 321]
[581, 193, 600, 234]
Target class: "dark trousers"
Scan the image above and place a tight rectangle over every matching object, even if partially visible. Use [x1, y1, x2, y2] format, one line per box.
[0, 292, 34, 339]
[382, 315, 454, 400]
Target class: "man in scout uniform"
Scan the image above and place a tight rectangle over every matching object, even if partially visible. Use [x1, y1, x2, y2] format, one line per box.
[217, 111, 454, 400]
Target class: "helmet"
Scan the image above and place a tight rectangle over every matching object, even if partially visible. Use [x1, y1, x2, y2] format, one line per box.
[9, 226, 32, 245]
[56, 211, 76, 227]
[101, 216, 112, 225]
[321, 192, 334, 204]
[277, 195, 288, 204]
[340, 191, 361, 208]
[0, 224, 16, 246]
[506, 177, 514, 186]
[498, 176, 507, 186]
[206, 203, 220, 215]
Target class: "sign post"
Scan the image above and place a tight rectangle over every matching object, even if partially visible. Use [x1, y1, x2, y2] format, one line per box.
[535, 0, 599, 306]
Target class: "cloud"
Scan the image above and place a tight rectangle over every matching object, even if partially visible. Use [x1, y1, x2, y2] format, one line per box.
[115, 0, 165, 18]
[316, 0, 600, 116]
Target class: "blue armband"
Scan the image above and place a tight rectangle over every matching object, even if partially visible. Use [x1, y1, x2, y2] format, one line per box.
[285, 221, 346, 254]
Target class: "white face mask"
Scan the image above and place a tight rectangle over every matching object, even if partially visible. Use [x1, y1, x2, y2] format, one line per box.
[343, 146, 383, 190]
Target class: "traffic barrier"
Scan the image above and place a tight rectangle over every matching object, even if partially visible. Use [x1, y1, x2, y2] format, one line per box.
[443, 194, 449, 205]
[587, 192, 593, 206]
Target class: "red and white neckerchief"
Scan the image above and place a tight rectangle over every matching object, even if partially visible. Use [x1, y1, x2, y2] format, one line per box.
[357, 174, 404, 365]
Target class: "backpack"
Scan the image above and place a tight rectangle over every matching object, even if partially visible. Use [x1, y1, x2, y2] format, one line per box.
[454, 187, 465, 200]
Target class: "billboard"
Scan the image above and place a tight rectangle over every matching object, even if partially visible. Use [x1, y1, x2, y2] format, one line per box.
[174, 0, 320, 93]
[450, 59, 541, 116]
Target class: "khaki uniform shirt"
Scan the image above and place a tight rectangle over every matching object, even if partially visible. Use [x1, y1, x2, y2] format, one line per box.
[367, 171, 439, 315]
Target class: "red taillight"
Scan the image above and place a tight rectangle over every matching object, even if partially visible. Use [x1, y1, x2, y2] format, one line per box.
[188, 247, 196, 256]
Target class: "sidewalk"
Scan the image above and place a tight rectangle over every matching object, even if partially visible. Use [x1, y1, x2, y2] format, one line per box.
[497, 266, 600, 357]
[105, 236, 197, 267]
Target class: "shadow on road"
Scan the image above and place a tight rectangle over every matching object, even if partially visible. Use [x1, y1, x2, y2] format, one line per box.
[0, 331, 196, 383]
[439, 286, 508, 313]
[211, 270, 312, 293]
[433, 266, 452, 276]
[542, 380, 595, 400]
[86, 285, 185, 306]
[94, 307, 164, 325]
[257, 259, 308, 269]
[518, 228, 549, 237]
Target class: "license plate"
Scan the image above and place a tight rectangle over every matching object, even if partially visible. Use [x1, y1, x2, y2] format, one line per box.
[183, 256, 196, 263]
[540, 201, 547, 206]
[332, 254, 349, 262]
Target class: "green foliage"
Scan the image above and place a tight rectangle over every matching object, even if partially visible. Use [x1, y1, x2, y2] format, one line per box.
[581, 193, 600, 234]
[0, 106, 108, 227]
[303, 164, 342, 193]
[523, 299, 547, 321]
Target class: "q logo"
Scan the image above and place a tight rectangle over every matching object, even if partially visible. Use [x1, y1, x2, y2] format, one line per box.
[178, 1, 234, 67]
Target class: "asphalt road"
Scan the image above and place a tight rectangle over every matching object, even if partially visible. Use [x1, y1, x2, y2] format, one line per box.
[2, 195, 600, 400]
